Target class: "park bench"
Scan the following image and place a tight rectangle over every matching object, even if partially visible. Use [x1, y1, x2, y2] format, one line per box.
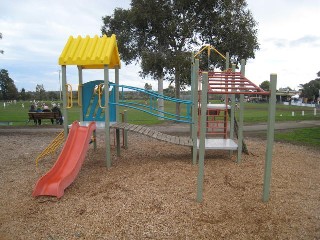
[27, 112, 62, 125]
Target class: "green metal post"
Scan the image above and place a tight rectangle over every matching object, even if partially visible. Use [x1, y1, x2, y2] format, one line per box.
[192, 58, 199, 165]
[229, 64, 236, 157]
[61, 65, 68, 139]
[104, 65, 111, 168]
[230, 63, 236, 139]
[115, 67, 121, 155]
[123, 110, 128, 149]
[237, 60, 245, 163]
[263, 74, 277, 202]
[197, 72, 208, 202]
[116, 128, 120, 156]
[78, 66, 83, 122]
[190, 53, 194, 140]
[115, 66, 119, 122]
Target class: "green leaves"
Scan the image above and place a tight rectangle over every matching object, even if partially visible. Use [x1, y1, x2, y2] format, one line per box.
[259, 80, 270, 91]
[102, 0, 259, 77]
[0, 69, 18, 100]
[300, 76, 320, 101]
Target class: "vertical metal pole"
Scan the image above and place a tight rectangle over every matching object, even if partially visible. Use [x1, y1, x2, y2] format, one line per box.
[192, 58, 199, 165]
[229, 64, 236, 156]
[225, 52, 230, 140]
[190, 53, 194, 138]
[115, 66, 119, 122]
[61, 65, 68, 139]
[123, 110, 128, 149]
[237, 60, 245, 163]
[115, 66, 120, 156]
[116, 128, 120, 156]
[190, 53, 193, 136]
[197, 72, 208, 202]
[263, 74, 277, 202]
[104, 65, 111, 168]
[58, 70, 62, 101]
[78, 66, 83, 122]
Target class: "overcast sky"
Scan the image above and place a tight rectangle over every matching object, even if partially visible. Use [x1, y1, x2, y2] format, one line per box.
[1, 0, 320, 92]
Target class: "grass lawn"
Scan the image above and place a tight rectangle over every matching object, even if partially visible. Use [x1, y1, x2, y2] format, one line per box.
[275, 127, 320, 148]
[239, 102, 320, 123]
[0, 100, 319, 147]
[0, 100, 319, 125]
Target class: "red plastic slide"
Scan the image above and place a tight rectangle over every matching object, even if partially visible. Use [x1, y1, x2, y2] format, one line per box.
[32, 121, 96, 198]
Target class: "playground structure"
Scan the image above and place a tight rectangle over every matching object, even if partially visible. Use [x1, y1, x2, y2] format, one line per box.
[33, 35, 277, 203]
[32, 121, 96, 198]
[191, 46, 277, 202]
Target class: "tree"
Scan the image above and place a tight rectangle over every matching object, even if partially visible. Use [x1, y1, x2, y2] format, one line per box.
[259, 80, 270, 91]
[101, 0, 259, 118]
[20, 88, 26, 101]
[299, 73, 320, 102]
[36, 84, 46, 101]
[47, 91, 59, 101]
[163, 85, 175, 98]
[143, 82, 152, 102]
[0, 69, 18, 100]
[144, 83, 152, 91]
[196, 0, 259, 69]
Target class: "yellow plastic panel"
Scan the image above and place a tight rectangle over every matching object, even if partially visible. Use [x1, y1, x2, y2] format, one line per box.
[58, 34, 121, 69]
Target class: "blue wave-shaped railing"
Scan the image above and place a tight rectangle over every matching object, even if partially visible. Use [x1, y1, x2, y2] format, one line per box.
[109, 83, 193, 123]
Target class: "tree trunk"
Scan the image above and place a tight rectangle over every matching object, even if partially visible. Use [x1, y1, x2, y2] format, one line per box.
[158, 75, 164, 120]
[175, 70, 180, 120]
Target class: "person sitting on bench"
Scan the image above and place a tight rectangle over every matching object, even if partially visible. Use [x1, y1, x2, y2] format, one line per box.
[29, 104, 39, 125]
[42, 105, 54, 124]
[51, 104, 63, 125]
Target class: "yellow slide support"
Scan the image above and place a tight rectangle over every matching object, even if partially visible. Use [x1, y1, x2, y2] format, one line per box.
[35, 131, 65, 167]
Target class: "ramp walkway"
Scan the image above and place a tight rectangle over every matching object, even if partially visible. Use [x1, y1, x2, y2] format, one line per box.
[111, 122, 193, 147]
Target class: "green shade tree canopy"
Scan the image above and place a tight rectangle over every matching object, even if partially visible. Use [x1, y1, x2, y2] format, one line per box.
[101, 0, 259, 116]
[300, 72, 320, 102]
[0, 69, 18, 100]
[259, 80, 270, 91]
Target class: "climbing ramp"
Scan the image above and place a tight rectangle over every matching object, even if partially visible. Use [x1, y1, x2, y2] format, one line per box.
[111, 122, 193, 146]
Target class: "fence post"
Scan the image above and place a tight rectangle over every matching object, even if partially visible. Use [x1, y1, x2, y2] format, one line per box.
[314, 108, 317, 116]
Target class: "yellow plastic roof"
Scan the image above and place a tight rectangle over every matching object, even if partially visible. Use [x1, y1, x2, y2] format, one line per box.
[58, 34, 121, 69]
